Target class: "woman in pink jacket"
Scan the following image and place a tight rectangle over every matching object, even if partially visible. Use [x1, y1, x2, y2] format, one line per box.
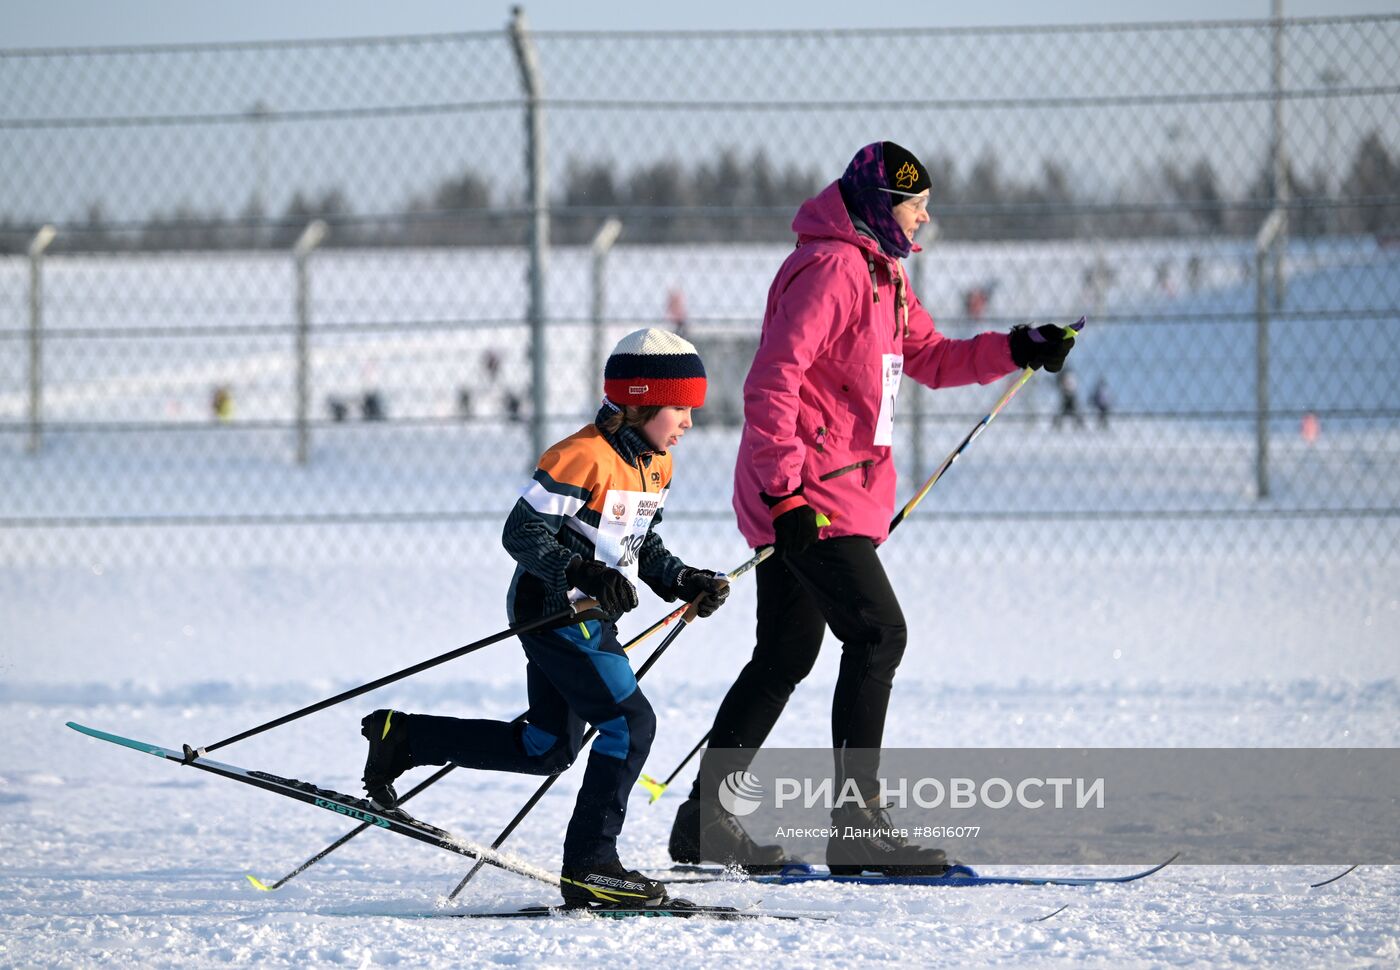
[669, 141, 1076, 875]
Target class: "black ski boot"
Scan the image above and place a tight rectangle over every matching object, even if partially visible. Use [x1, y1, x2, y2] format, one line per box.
[668, 796, 789, 874]
[360, 709, 414, 811]
[559, 858, 668, 907]
[826, 801, 949, 876]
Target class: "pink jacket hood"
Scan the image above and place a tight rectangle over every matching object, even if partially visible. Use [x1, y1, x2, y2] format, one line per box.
[790, 180, 926, 259]
[733, 181, 1018, 548]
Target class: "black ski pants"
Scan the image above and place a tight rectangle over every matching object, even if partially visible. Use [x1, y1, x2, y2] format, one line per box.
[692, 535, 907, 801]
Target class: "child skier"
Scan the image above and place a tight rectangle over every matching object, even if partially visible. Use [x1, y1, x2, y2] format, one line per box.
[359, 328, 730, 907]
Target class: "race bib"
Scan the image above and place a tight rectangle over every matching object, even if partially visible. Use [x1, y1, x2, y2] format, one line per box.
[874, 353, 904, 447]
[591, 488, 668, 587]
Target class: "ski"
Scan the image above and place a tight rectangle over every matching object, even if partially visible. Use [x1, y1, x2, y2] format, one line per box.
[66, 721, 561, 890]
[428, 901, 818, 921]
[659, 855, 1177, 887]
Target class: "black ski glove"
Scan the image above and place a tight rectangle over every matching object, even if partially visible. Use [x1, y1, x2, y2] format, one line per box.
[1008, 323, 1077, 373]
[761, 489, 820, 558]
[673, 567, 730, 618]
[566, 558, 639, 617]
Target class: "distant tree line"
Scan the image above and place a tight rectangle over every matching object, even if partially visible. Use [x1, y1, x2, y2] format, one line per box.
[2, 134, 1397, 254]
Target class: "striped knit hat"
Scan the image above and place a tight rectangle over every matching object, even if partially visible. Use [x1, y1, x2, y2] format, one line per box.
[603, 328, 707, 408]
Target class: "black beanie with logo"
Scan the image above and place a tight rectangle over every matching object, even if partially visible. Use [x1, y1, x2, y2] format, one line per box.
[881, 141, 930, 197]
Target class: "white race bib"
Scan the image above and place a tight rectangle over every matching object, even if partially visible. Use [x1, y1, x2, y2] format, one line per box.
[874, 353, 903, 447]
[591, 487, 667, 588]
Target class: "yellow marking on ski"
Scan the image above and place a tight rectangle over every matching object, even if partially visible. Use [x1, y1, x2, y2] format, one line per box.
[246, 874, 274, 892]
[381, 711, 394, 740]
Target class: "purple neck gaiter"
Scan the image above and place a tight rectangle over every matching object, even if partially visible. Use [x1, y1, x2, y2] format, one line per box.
[838, 142, 911, 260]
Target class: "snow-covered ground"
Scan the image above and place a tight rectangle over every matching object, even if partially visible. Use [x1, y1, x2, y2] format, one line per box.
[4, 680, 1399, 968]
[2, 243, 1398, 967]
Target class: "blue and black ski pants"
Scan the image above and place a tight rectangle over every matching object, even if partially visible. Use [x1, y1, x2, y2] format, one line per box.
[407, 618, 655, 868]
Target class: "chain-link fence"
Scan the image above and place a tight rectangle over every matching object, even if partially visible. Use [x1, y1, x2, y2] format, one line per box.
[2, 14, 1398, 578]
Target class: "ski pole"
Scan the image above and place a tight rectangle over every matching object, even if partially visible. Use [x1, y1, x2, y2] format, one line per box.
[637, 730, 710, 803]
[445, 546, 773, 901]
[245, 580, 713, 890]
[245, 763, 458, 892]
[891, 316, 1084, 530]
[641, 318, 1085, 802]
[193, 605, 586, 758]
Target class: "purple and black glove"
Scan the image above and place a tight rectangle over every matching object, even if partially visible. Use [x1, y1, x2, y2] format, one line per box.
[1009, 322, 1077, 373]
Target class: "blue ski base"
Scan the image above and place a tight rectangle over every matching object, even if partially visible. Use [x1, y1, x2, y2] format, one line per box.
[665, 856, 1176, 887]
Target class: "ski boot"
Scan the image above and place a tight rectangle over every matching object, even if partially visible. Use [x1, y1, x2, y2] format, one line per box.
[560, 858, 669, 908]
[668, 796, 789, 874]
[360, 709, 414, 811]
[826, 800, 949, 876]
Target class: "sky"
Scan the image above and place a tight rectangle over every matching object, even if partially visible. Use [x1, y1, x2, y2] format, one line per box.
[3, 0, 1399, 48]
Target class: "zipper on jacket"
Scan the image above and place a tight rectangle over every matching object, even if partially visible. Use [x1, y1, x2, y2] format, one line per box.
[818, 459, 874, 483]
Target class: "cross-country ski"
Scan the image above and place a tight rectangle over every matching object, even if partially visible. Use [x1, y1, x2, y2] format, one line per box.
[659, 856, 1179, 888]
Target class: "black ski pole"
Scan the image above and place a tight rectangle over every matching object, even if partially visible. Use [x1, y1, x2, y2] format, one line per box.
[244, 597, 697, 891]
[637, 730, 711, 803]
[445, 546, 773, 901]
[640, 319, 1086, 802]
[189, 606, 581, 758]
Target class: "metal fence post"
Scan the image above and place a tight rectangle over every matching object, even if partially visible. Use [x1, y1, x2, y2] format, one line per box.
[589, 218, 623, 414]
[1255, 208, 1286, 501]
[510, 6, 549, 461]
[26, 225, 56, 456]
[1270, 0, 1289, 311]
[1254, 0, 1290, 502]
[293, 220, 327, 465]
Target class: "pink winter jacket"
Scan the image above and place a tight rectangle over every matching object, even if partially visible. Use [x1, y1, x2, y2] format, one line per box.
[733, 181, 1019, 547]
